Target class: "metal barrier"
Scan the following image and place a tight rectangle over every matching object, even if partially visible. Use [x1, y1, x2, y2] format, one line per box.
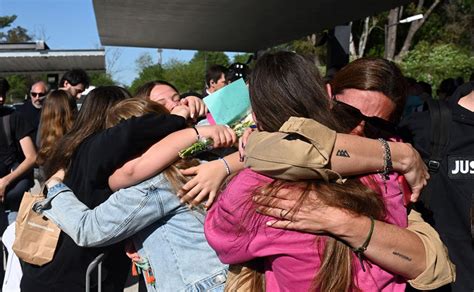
[85, 253, 105, 292]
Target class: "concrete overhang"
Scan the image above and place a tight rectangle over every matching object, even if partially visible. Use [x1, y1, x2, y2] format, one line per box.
[93, 0, 409, 52]
[0, 43, 105, 76]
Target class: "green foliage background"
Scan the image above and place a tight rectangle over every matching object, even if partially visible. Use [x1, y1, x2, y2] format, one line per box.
[129, 51, 233, 95]
[400, 42, 474, 92]
[5, 75, 29, 104]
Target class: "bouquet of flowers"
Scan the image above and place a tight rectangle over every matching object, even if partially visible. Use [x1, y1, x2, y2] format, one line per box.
[178, 114, 254, 159]
[178, 78, 253, 159]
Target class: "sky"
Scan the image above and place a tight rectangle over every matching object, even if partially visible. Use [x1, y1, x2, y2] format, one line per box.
[0, 0, 216, 85]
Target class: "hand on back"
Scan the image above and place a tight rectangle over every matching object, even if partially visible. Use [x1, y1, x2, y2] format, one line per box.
[177, 160, 229, 208]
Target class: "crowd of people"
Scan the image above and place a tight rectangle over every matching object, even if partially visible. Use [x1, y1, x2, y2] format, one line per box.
[0, 52, 472, 292]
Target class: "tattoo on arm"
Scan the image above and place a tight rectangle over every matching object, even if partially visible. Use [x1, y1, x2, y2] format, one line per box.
[392, 251, 412, 261]
[336, 149, 350, 158]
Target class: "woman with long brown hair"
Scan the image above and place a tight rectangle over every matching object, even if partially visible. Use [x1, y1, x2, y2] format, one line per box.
[205, 52, 408, 291]
[245, 57, 454, 290]
[36, 89, 77, 181]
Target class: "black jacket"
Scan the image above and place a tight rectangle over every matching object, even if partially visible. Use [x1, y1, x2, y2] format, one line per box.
[400, 82, 474, 292]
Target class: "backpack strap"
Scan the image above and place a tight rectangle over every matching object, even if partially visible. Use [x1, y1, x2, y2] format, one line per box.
[426, 99, 451, 173]
[418, 99, 451, 210]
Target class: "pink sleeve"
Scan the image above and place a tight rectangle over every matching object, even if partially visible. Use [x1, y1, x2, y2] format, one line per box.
[206, 113, 216, 125]
[205, 170, 293, 264]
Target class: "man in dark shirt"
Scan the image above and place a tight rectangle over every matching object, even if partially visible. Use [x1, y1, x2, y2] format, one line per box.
[59, 69, 90, 99]
[16, 81, 48, 142]
[0, 78, 37, 226]
[400, 82, 474, 292]
[202, 65, 228, 98]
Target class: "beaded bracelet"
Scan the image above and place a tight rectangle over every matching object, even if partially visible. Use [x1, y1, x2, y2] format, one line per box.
[219, 158, 231, 176]
[378, 138, 393, 180]
[352, 216, 375, 272]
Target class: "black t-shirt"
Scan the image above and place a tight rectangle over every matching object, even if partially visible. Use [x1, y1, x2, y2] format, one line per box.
[0, 107, 35, 176]
[399, 82, 474, 292]
[16, 101, 41, 142]
[21, 113, 186, 292]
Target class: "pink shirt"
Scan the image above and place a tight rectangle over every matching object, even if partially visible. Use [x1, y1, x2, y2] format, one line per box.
[205, 168, 407, 291]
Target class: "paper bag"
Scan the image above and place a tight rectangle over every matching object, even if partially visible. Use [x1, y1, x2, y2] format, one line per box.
[12, 188, 60, 266]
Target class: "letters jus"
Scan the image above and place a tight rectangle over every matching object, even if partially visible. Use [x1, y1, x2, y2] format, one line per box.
[451, 160, 474, 174]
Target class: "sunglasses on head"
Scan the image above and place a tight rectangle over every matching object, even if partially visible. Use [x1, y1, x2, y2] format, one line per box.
[331, 98, 398, 139]
[30, 92, 45, 98]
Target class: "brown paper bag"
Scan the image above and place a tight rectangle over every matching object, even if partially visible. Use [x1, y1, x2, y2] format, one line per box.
[12, 187, 60, 266]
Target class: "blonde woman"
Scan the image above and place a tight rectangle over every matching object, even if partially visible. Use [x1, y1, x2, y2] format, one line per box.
[37, 98, 236, 291]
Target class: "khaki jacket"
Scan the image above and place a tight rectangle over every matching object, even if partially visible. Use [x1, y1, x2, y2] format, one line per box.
[407, 210, 456, 290]
[245, 117, 342, 183]
[244, 117, 455, 290]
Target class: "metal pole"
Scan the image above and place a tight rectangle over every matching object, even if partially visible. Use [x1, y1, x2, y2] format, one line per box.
[98, 261, 102, 292]
[85, 253, 105, 292]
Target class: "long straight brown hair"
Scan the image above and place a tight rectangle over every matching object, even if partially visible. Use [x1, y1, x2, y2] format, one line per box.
[37, 90, 77, 166]
[244, 51, 386, 291]
[43, 86, 131, 178]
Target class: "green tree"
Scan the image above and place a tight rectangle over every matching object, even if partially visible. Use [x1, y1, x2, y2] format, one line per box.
[6, 26, 31, 42]
[400, 41, 474, 93]
[232, 53, 252, 64]
[0, 15, 32, 42]
[0, 15, 16, 40]
[423, 0, 471, 49]
[89, 72, 117, 87]
[163, 59, 206, 93]
[1, 15, 34, 104]
[5, 75, 29, 104]
[347, 1, 470, 61]
[135, 52, 154, 72]
[184, 51, 229, 92]
[130, 51, 231, 95]
[274, 34, 327, 66]
[129, 64, 165, 95]
[190, 51, 230, 68]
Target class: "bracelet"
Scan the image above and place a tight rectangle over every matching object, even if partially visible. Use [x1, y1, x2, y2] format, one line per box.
[352, 216, 375, 272]
[192, 126, 201, 141]
[219, 158, 231, 176]
[378, 138, 393, 180]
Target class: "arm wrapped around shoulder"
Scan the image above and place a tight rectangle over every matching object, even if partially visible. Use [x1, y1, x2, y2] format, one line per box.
[407, 210, 456, 290]
[245, 117, 342, 182]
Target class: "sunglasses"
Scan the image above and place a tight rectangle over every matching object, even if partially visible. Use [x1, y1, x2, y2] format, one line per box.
[31, 92, 45, 98]
[331, 98, 398, 139]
